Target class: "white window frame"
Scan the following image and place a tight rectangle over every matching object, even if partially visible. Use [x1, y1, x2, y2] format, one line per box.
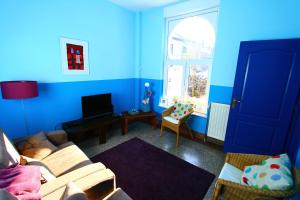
[161, 8, 219, 117]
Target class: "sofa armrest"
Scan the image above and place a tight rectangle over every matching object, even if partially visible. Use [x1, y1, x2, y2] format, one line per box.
[103, 188, 132, 200]
[46, 130, 68, 146]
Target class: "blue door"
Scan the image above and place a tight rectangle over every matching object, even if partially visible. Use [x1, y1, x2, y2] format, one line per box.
[224, 39, 300, 155]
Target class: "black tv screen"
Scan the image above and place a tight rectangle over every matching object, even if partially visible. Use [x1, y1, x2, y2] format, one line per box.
[81, 93, 113, 119]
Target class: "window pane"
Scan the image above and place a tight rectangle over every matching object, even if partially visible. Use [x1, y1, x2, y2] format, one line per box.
[164, 10, 218, 114]
[166, 65, 183, 103]
[168, 16, 216, 60]
[185, 64, 209, 114]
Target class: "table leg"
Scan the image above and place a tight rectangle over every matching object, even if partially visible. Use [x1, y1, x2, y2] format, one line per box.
[151, 117, 156, 128]
[99, 128, 106, 144]
[122, 118, 128, 135]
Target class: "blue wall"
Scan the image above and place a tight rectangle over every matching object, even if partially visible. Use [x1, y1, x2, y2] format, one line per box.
[212, 0, 300, 87]
[0, 0, 136, 82]
[140, 8, 165, 80]
[0, 0, 137, 138]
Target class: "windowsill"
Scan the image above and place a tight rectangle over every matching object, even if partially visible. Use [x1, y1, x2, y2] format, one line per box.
[158, 103, 207, 118]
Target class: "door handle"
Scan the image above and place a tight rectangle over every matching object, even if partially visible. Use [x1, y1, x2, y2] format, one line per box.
[232, 97, 241, 109]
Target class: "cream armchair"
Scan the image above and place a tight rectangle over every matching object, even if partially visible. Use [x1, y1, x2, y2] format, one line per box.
[160, 103, 194, 147]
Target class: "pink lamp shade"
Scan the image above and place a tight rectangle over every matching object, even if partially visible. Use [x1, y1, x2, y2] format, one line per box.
[0, 81, 38, 99]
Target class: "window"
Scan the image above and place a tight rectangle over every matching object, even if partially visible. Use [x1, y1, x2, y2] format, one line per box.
[163, 9, 218, 116]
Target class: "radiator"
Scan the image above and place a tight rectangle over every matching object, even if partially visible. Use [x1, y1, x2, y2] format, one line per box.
[207, 103, 230, 141]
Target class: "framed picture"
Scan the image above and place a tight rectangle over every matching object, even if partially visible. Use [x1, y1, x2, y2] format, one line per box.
[60, 37, 89, 75]
[160, 97, 169, 107]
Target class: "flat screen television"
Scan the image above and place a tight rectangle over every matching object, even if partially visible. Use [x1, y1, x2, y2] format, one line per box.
[81, 93, 113, 119]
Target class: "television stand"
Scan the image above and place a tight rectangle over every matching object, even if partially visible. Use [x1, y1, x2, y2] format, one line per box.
[62, 115, 121, 144]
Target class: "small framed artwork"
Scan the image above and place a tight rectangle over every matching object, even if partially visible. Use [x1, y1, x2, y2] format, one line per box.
[60, 37, 89, 75]
[160, 97, 168, 107]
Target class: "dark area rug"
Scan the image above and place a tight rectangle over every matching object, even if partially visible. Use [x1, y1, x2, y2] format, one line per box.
[91, 138, 215, 200]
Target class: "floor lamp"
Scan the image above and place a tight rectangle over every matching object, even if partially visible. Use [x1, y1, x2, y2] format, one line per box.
[0, 81, 39, 135]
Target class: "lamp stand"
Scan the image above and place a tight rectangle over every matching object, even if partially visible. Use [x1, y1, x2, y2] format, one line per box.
[21, 99, 30, 135]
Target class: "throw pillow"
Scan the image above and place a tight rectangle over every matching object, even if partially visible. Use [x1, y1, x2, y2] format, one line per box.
[171, 102, 193, 120]
[0, 129, 21, 168]
[27, 131, 48, 145]
[241, 154, 294, 190]
[17, 131, 58, 160]
[46, 130, 68, 146]
[62, 182, 88, 200]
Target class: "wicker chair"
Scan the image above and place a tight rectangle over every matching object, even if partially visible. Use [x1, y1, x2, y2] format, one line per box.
[212, 153, 300, 200]
[160, 104, 193, 147]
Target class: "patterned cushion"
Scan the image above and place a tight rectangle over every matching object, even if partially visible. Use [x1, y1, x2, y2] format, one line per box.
[170, 102, 193, 120]
[241, 154, 293, 190]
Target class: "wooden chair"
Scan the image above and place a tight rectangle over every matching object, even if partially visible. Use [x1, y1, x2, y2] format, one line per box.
[212, 153, 300, 200]
[160, 104, 193, 147]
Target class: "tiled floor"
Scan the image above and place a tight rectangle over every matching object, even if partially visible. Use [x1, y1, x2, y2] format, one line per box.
[78, 122, 225, 200]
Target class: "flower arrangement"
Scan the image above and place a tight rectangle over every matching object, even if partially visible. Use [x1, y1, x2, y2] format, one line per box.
[141, 82, 152, 112]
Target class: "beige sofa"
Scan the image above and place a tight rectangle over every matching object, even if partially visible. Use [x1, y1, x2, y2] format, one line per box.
[0, 129, 116, 200]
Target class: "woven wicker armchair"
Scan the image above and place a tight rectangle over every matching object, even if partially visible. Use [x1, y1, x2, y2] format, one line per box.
[212, 153, 300, 200]
[160, 105, 193, 147]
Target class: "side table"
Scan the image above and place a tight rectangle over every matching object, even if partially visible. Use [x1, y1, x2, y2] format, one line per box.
[62, 115, 121, 144]
[122, 111, 156, 134]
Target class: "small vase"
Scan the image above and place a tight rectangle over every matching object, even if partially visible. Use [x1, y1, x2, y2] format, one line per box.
[141, 103, 150, 112]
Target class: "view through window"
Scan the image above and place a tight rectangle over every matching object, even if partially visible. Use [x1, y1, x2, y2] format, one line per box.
[163, 9, 218, 115]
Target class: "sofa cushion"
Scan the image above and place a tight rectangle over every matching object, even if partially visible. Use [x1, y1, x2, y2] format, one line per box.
[163, 116, 179, 124]
[21, 155, 56, 182]
[41, 142, 96, 177]
[46, 130, 68, 146]
[62, 182, 88, 200]
[41, 163, 112, 200]
[27, 131, 49, 145]
[18, 131, 58, 160]
[219, 163, 243, 183]
[0, 129, 20, 168]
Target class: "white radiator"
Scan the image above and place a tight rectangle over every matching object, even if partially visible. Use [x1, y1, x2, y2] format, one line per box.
[207, 103, 230, 141]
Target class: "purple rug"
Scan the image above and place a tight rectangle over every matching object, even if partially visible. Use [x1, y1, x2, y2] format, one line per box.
[91, 138, 215, 200]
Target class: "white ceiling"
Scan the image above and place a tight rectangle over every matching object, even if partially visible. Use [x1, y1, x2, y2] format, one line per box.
[109, 0, 184, 11]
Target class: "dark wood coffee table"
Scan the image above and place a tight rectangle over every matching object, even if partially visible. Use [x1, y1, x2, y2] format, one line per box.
[122, 111, 156, 134]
